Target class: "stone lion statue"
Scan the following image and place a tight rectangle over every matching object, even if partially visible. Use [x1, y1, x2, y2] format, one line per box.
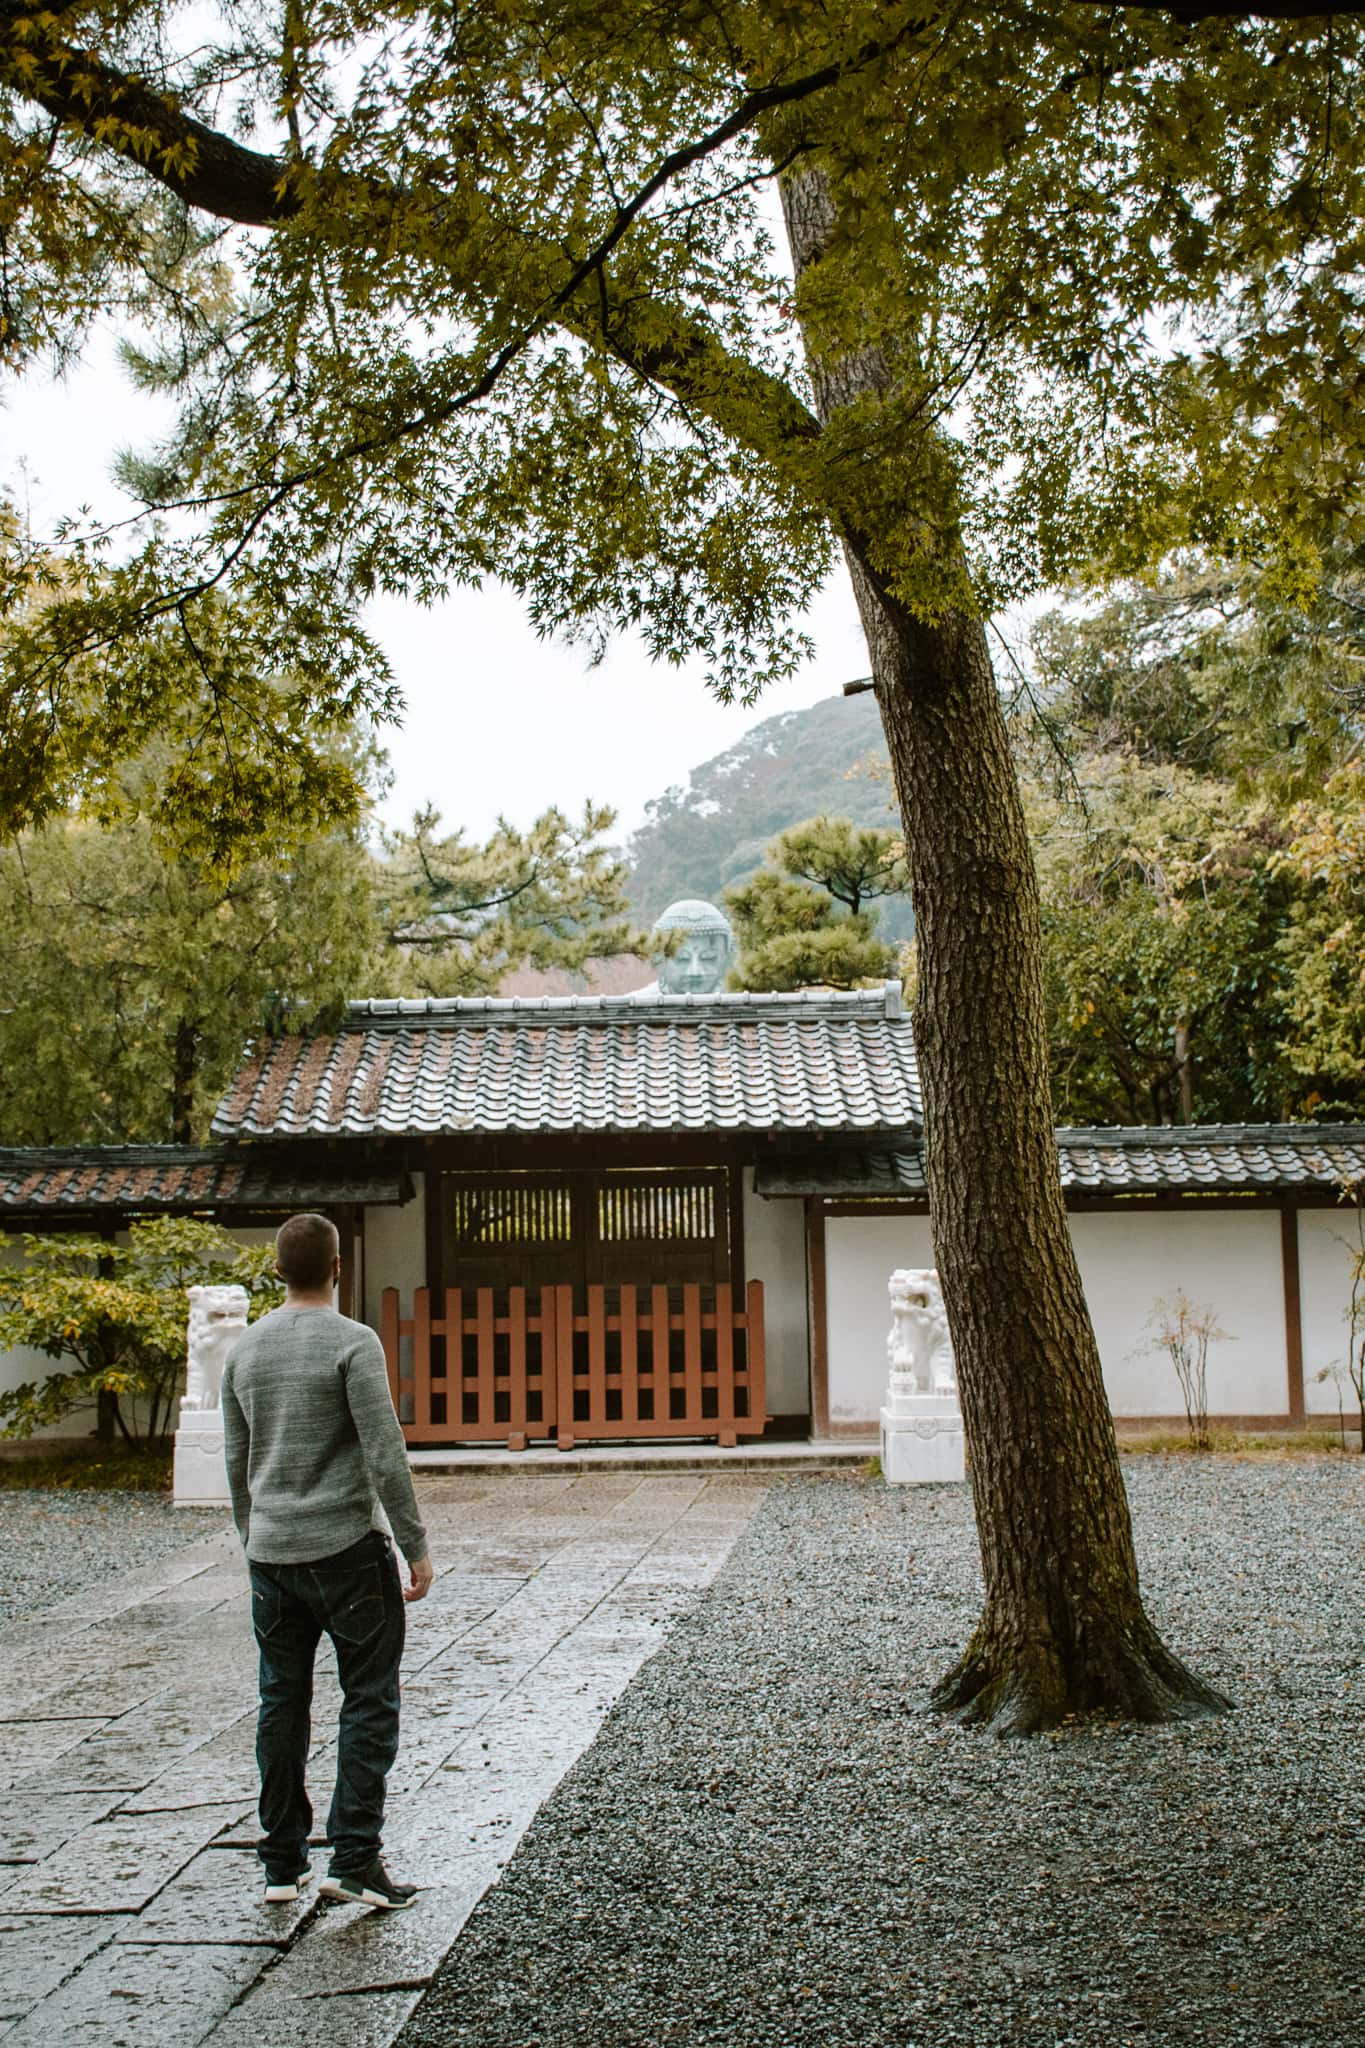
[182, 1284, 250, 1412]
[887, 1268, 957, 1398]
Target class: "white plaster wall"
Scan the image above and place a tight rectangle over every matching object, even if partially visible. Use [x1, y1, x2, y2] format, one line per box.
[823, 1206, 1292, 1425]
[741, 1170, 809, 1418]
[362, 1175, 426, 1336]
[825, 1213, 935, 1426]
[0, 1241, 84, 1439]
[1069, 1210, 1287, 1417]
[1297, 1207, 1364, 1415]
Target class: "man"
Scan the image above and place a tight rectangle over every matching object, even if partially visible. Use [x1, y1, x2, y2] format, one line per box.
[222, 1211, 433, 1911]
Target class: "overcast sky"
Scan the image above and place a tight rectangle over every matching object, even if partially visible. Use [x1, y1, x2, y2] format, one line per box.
[5, 332, 871, 845]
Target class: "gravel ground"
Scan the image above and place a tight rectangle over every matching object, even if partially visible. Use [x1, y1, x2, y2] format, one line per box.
[0, 1487, 220, 1627]
[400, 1459, 1364, 2048]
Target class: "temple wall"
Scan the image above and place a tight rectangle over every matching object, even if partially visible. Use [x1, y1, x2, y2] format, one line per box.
[824, 1215, 936, 1429]
[819, 1205, 1334, 1430]
[361, 1176, 427, 1336]
[1068, 1209, 1286, 1417]
[1297, 1207, 1363, 1415]
[740, 1169, 809, 1420]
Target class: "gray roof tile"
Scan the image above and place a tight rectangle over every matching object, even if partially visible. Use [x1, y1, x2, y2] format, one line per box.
[0, 1148, 410, 1215]
[754, 1125, 1365, 1198]
[211, 986, 923, 1140]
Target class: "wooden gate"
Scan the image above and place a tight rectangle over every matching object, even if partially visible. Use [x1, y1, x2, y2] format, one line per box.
[435, 1167, 734, 1295]
[382, 1281, 765, 1450]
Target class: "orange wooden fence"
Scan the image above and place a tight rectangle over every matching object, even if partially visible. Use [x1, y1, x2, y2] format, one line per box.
[381, 1282, 766, 1450]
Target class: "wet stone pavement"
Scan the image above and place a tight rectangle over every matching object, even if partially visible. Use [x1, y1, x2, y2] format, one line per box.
[0, 1473, 767, 2047]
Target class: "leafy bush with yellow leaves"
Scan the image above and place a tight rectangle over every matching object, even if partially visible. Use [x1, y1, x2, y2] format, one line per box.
[0, 1218, 282, 1444]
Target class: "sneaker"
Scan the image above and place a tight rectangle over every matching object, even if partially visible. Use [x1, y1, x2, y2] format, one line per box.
[263, 1862, 312, 1904]
[319, 1857, 418, 1910]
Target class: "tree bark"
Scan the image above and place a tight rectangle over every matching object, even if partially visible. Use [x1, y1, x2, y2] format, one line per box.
[171, 1019, 199, 1145]
[782, 168, 1227, 1733]
[1174, 1020, 1195, 1123]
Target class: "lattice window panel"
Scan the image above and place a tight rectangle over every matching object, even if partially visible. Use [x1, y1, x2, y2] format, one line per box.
[447, 1181, 573, 1248]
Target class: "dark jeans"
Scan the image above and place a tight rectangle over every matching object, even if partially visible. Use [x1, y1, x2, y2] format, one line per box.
[249, 1529, 405, 1878]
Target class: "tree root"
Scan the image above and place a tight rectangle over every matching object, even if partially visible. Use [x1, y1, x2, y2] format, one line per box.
[931, 1618, 1232, 1737]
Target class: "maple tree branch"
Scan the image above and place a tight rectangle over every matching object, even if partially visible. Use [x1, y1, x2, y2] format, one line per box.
[1112, 2, 1365, 15]
[0, 8, 826, 470]
[0, 8, 299, 225]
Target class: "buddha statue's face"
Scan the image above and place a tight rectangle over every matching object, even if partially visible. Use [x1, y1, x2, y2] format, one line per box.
[652, 904, 736, 994]
[657, 926, 734, 994]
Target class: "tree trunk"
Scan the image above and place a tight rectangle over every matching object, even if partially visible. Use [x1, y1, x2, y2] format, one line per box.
[171, 1019, 199, 1145]
[1174, 1020, 1195, 1123]
[782, 168, 1227, 1733]
[855, 568, 1227, 1730]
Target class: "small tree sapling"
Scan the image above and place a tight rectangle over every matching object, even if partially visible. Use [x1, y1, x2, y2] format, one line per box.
[1147, 1292, 1230, 1451]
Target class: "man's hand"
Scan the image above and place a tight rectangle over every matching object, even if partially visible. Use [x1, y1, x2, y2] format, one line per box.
[404, 1553, 434, 1603]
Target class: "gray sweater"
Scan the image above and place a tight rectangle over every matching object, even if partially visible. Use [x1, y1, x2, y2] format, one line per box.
[221, 1306, 428, 1566]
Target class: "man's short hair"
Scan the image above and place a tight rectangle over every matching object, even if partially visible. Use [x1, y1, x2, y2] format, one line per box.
[275, 1212, 340, 1291]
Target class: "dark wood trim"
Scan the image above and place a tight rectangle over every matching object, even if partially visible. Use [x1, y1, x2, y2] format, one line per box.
[2, 1207, 317, 1233]
[416, 1132, 756, 1171]
[333, 1203, 356, 1318]
[727, 1163, 746, 1295]
[1281, 1208, 1306, 1426]
[766, 1411, 814, 1439]
[820, 1198, 930, 1216]
[423, 1166, 443, 1302]
[806, 1197, 830, 1440]
[812, 1188, 1350, 1217]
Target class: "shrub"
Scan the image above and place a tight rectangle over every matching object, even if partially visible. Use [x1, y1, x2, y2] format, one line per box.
[0, 1217, 282, 1444]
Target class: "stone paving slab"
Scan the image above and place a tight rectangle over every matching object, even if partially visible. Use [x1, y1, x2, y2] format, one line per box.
[109, 1758, 260, 1811]
[0, 1790, 121, 1864]
[35, 1697, 253, 1797]
[33, 1534, 237, 1627]
[118, 1847, 318, 1947]
[205, 1984, 425, 2048]
[0, 1803, 252, 1915]
[0, 1934, 265, 2047]
[0, 1718, 108, 1790]
[0, 1913, 129, 2025]
[239, 1866, 489, 1999]
[120, 1791, 253, 1822]
[0, 1474, 766, 2048]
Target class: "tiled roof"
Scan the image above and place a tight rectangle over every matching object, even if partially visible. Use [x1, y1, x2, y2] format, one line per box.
[1055, 1126, 1365, 1193]
[754, 1125, 1365, 1199]
[0, 1148, 409, 1216]
[211, 985, 922, 1140]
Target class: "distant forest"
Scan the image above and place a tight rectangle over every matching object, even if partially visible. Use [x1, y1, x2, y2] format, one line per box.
[625, 693, 914, 942]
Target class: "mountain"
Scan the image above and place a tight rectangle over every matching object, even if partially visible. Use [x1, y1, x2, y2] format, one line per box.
[625, 691, 912, 940]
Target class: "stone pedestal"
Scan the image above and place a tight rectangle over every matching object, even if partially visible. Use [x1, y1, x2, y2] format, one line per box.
[173, 1404, 230, 1507]
[879, 1392, 965, 1485]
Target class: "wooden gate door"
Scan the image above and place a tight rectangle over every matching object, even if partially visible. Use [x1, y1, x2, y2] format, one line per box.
[381, 1284, 560, 1448]
[550, 1281, 765, 1450]
[436, 1167, 733, 1298]
[380, 1166, 768, 1447]
[381, 1280, 766, 1450]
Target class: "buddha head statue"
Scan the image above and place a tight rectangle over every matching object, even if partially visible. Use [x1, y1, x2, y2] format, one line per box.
[651, 898, 737, 995]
